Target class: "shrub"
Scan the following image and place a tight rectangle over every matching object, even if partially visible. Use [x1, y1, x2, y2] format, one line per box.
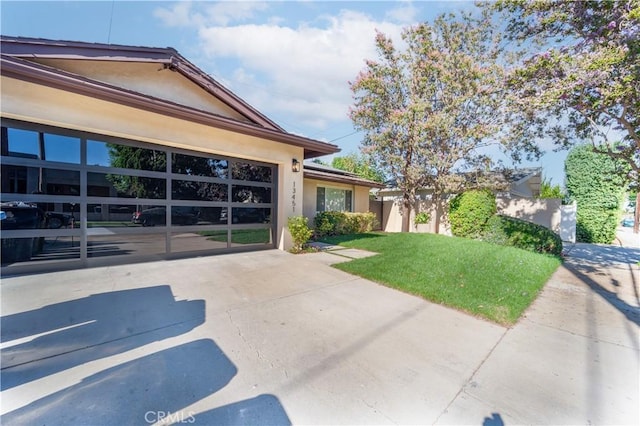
[287, 216, 313, 252]
[314, 211, 346, 236]
[448, 190, 497, 238]
[314, 211, 376, 237]
[344, 212, 377, 234]
[575, 208, 620, 244]
[565, 144, 629, 243]
[482, 215, 563, 256]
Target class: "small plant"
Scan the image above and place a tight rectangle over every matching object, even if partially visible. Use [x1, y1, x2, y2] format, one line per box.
[414, 212, 431, 225]
[287, 216, 313, 253]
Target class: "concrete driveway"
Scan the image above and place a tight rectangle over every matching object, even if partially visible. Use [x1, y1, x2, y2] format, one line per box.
[1, 237, 639, 424]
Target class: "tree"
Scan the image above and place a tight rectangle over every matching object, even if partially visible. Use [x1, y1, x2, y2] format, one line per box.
[331, 153, 385, 183]
[565, 144, 629, 243]
[350, 12, 511, 232]
[489, 0, 639, 232]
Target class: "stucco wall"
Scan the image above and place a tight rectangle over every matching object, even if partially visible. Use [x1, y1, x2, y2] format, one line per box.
[496, 196, 562, 233]
[31, 59, 249, 122]
[1, 75, 303, 250]
[374, 195, 561, 234]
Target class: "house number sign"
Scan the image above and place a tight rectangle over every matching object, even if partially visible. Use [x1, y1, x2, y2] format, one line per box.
[291, 181, 297, 212]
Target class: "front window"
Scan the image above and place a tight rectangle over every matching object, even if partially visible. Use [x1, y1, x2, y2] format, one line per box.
[316, 187, 353, 212]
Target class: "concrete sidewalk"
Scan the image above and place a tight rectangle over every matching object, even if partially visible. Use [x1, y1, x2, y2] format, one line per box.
[437, 241, 640, 425]
[1, 239, 639, 424]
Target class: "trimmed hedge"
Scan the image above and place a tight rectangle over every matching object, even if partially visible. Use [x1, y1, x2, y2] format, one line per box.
[448, 189, 497, 238]
[565, 144, 628, 244]
[314, 211, 376, 237]
[482, 215, 563, 256]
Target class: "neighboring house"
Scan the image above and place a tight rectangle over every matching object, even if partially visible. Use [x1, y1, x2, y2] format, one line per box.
[372, 168, 564, 235]
[0, 36, 340, 274]
[302, 162, 385, 222]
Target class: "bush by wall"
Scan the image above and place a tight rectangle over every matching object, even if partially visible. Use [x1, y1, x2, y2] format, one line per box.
[448, 189, 497, 238]
[565, 144, 629, 244]
[287, 216, 313, 252]
[482, 215, 563, 256]
[314, 211, 376, 237]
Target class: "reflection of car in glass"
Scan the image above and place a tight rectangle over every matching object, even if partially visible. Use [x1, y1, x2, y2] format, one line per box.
[44, 211, 75, 229]
[232, 208, 268, 224]
[132, 207, 199, 226]
[621, 217, 635, 227]
[0, 203, 44, 230]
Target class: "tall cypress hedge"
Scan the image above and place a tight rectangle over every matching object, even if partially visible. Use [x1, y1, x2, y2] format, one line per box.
[565, 145, 628, 243]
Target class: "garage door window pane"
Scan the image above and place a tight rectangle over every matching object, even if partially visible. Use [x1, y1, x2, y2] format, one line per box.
[230, 228, 272, 246]
[43, 133, 80, 164]
[172, 180, 227, 201]
[231, 162, 272, 183]
[88, 173, 166, 199]
[172, 153, 228, 178]
[232, 207, 271, 224]
[87, 140, 166, 171]
[1, 166, 80, 196]
[232, 185, 271, 203]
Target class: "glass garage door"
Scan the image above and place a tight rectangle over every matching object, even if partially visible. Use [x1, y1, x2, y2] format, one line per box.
[1, 119, 277, 274]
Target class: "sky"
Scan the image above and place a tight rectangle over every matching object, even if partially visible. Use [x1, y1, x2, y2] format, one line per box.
[1, 0, 570, 185]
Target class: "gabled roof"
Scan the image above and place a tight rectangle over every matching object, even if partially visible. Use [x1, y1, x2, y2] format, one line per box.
[0, 35, 340, 159]
[304, 162, 385, 188]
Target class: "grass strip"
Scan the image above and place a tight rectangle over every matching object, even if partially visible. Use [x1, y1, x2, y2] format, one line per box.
[320, 232, 561, 325]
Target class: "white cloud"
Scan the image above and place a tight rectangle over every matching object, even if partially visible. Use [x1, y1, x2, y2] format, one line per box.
[154, 1, 203, 27]
[154, 1, 269, 27]
[385, 1, 419, 24]
[196, 9, 405, 130]
[202, 1, 269, 26]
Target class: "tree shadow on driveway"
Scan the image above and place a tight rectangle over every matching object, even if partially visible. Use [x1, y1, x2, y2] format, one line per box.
[563, 243, 640, 326]
[1, 339, 237, 425]
[1, 286, 205, 390]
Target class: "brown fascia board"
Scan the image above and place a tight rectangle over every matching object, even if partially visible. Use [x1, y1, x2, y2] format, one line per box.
[0, 35, 282, 131]
[0, 55, 339, 159]
[304, 169, 385, 189]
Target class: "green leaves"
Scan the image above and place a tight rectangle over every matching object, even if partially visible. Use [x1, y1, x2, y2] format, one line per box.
[565, 144, 629, 243]
[350, 12, 508, 231]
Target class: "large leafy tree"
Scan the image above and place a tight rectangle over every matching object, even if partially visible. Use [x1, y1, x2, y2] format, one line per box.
[331, 153, 385, 183]
[350, 12, 513, 232]
[489, 0, 639, 231]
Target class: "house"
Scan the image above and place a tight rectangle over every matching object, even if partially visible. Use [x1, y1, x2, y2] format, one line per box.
[372, 168, 564, 234]
[302, 162, 385, 221]
[1, 36, 350, 274]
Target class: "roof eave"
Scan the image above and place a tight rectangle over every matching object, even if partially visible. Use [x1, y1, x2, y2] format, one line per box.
[0, 36, 285, 131]
[1, 55, 339, 159]
[304, 169, 385, 188]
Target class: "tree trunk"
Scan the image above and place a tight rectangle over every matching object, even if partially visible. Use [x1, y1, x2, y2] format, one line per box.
[634, 191, 639, 234]
[401, 200, 411, 233]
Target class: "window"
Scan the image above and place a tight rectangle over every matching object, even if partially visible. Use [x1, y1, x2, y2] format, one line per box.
[316, 187, 352, 212]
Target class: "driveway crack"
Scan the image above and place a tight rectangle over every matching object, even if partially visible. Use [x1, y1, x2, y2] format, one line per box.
[432, 327, 510, 424]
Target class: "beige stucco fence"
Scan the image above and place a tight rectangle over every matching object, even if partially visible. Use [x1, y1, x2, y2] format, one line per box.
[370, 196, 576, 242]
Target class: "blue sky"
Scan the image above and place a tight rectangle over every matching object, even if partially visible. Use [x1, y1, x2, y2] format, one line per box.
[2, 0, 569, 185]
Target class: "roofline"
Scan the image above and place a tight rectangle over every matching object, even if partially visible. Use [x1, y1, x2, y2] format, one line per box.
[304, 169, 385, 189]
[0, 35, 283, 131]
[1, 54, 339, 159]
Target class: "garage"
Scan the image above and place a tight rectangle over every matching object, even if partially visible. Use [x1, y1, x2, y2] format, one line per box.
[0, 36, 339, 274]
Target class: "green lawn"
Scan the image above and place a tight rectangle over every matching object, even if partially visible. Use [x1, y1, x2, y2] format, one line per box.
[319, 232, 561, 325]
